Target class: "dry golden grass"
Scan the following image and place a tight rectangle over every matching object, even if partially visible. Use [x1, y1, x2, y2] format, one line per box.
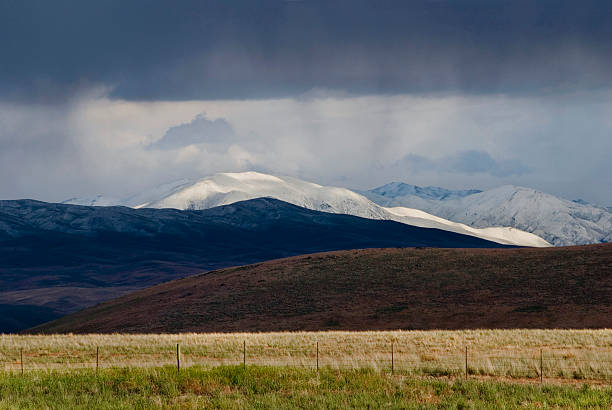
[2, 329, 612, 381]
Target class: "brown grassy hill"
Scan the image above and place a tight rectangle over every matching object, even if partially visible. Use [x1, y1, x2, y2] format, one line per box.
[30, 243, 612, 333]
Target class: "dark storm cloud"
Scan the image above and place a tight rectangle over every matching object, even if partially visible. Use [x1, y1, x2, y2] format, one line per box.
[1, 0, 612, 101]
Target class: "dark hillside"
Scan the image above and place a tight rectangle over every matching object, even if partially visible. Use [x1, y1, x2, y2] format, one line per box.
[30, 243, 612, 334]
[0, 197, 508, 332]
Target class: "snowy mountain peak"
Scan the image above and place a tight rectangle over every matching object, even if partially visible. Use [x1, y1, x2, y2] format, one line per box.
[370, 182, 482, 201]
[127, 172, 548, 247]
[60, 171, 551, 247]
[364, 182, 612, 247]
[222, 171, 287, 184]
[139, 172, 390, 219]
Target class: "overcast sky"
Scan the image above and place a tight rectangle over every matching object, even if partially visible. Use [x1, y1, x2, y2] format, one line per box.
[1, 0, 611, 205]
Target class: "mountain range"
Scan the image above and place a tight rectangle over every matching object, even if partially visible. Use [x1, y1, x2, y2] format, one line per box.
[0, 197, 510, 332]
[63, 171, 612, 246]
[63, 172, 549, 247]
[362, 183, 612, 246]
[5, 171, 610, 332]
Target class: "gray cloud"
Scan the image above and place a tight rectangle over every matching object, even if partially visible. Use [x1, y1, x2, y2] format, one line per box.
[2, 1, 611, 212]
[0, 101, 84, 200]
[1, 90, 611, 207]
[1, 1, 612, 101]
[150, 113, 236, 150]
[397, 150, 530, 178]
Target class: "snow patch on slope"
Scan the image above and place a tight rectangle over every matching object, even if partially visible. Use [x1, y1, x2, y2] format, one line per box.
[384, 206, 548, 248]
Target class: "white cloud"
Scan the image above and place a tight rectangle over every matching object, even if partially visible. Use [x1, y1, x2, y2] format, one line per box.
[148, 113, 236, 150]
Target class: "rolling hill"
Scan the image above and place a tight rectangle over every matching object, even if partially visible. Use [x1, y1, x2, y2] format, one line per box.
[29, 243, 612, 334]
[0, 197, 509, 332]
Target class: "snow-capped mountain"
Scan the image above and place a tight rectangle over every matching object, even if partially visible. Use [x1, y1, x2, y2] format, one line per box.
[60, 180, 194, 209]
[123, 179, 194, 208]
[60, 195, 121, 207]
[358, 183, 483, 216]
[64, 172, 549, 247]
[365, 182, 482, 201]
[363, 183, 612, 247]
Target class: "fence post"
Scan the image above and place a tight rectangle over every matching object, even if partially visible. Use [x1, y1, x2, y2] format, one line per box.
[465, 346, 468, 379]
[20, 348, 23, 376]
[540, 349, 543, 384]
[96, 346, 99, 374]
[243, 341, 246, 368]
[177, 344, 180, 372]
[391, 342, 394, 375]
[316, 341, 319, 372]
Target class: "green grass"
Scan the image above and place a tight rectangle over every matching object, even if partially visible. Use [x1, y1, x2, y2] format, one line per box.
[0, 365, 610, 409]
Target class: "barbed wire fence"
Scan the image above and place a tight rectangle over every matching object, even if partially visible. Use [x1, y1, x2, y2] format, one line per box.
[2, 342, 612, 383]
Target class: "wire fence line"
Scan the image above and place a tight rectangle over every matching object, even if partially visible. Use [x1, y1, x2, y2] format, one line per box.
[2, 342, 612, 383]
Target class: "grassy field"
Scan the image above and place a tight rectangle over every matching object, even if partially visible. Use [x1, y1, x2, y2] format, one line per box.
[2, 330, 612, 382]
[1, 365, 611, 409]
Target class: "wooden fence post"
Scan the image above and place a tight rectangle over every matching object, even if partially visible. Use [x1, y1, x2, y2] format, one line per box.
[465, 346, 468, 379]
[540, 349, 543, 384]
[316, 341, 319, 372]
[243, 341, 246, 368]
[391, 342, 394, 375]
[96, 346, 99, 374]
[20, 348, 23, 376]
[177, 344, 180, 372]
